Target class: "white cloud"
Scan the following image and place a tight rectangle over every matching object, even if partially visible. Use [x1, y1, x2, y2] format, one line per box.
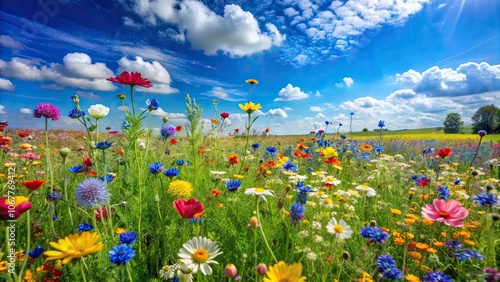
[132, 0, 285, 57]
[265, 108, 288, 118]
[314, 90, 321, 97]
[150, 107, 168, 117]
[283, 106, 293, 111]
[20, 108, 32, 115]
[310, 106, 324, 112]
[0, 35, 24, 49]
[0, 105, 5, 115]
[343, 77, 354, 87]
[75, 91, 100, 100]
[0, 78, 15, 91]
[0, 53, 116, 91]
[274, 84, 309, 101]
[396, 62, 500, 97]
[316, 112, 326, 119]
[335, 82, 343, 88]
[123, 17, 141, 28]
[294, 54, 309, 65]
[206, 86, 245, 102]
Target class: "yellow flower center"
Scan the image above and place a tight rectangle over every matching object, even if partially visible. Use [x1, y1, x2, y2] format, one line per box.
[192, 248, 209, 263]
[279, 279, 293, 282]
[255, 188, 265, 193]
[323, 199, 332, 205]
[334, 224, 343, 233]
[438, 211, 449, 218]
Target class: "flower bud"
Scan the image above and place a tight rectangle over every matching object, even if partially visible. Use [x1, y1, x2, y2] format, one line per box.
[491, 214, 500, 221]
[117, 93, 126, 100]
[369, 220, 377, 227]
[163, 117, 169, 123]
[478, 130, 487, 137]
[256, 263, 267, 276]
[341, 251, 350, 260]
[248, 216, 259, 228]
[71, 95, 79, 104]
[224, 264, 237, 278]
[59, 147, 70, 158]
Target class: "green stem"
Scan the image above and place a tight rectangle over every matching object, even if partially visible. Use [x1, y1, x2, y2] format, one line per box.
[469, 136, 483, 168]
[256, 199, 278, 263]
[145, 112, 151, 163]
[79, 258, 87, 282]
[130, 85, 136, 116]
[17, 209, 30, 282]
[62, 159, 74, 226]
[135, 144, 143, 257]
[126, 263, 134, 282]
[45, 118, 54, 192]
[103, 150, 113, 234]
[238, 113, 251, 174]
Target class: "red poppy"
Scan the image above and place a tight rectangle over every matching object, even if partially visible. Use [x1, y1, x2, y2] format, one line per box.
[106, 71, 153, 88]
[0, 123, 8, 131]
[318, 130, 324, 134]
[227, 154, 239, 165]
[234, 128, 239, 133]
[211, 189, 221, 196]
[21, 180, 47, 190]
[175, 125, 182, 132]
[220, 112, 229, 119]
[169, 138, 178, 145]
[18, 132, 30, 137]
[173, 198, 204, 219]
[324, 158, 342, 166]
[435, 148, 454, 158]
[83, 157, 92, 167]
[265, 128, 270, 133]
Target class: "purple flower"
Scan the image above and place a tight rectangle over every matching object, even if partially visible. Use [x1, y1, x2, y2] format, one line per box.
[33, 103, 61, 120]
[160, 125, 176, 139]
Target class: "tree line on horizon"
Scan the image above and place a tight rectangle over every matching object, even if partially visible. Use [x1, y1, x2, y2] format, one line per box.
[443, 104, 500, 134]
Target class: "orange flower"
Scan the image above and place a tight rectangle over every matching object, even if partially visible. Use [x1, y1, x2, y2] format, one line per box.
[407, 251, 422, 260]
[415, 243, 429, 251]
[169, 138, 178, 145]
[360, 144, 373, 151]
[211, 189, 221, 196]
[21, 180, 47, 191]
[394, 237, 405, 245]
[433, 241, 445, 247]
[227, 154, 239, 165]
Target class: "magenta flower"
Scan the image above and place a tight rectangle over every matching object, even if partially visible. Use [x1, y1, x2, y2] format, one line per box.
[20, 152, 41, 159]
[106, 71, 153, 88]
[421, 199, 469, 227]
[33, 103, 61, 120]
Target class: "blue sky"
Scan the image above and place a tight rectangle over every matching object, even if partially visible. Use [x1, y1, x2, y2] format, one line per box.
[0, 0, 499, 135]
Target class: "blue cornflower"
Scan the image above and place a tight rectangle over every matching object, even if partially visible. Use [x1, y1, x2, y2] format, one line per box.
[189, 217, 203, 223]
[251, 143, 260, 149]
[149, 162, 164, 174]
[226, 179, 242, 192]
[378, 120, 385, 128]
[472, 192, 498, 207]
[282, 161, 298, 172]
[176, 159, 185, 166]
[411, 175, 418, 180]
[453, 178, 461, 185]
[325, 121, 330, 125]
[164, 167, 180, 178]
[360, 226, 389, 243]
[265, 146, 277, 154]
[77, 223, 94, 232]
[109, 244, 136, 265]
[95, 141, 112, 150]
[422, 147, 433, 154]
[296, 193, 308, 204]
[437, 186, 450, 200]
[68, 108, 85, 119]
[119, 231, 138, 244]
[69, 164, 84, 173]
[374, 145, 384, 153]
[28, 246, 44, 259]
[377, 255, 396, 270]
[296, 182, 313, 193]
[160, 125, 177, 139]
[340, 134, 346, 139]
[424, 271, 454, 282]
[289, 203, 305, 222]
[121, 120, 130, 129]
[75, 178, 109, 209]
[146, 98, 160, 111]
[100, 173, 114, 183]
[464, 249, 484, 260]
[381, 267, 403, 280]
[53, 216, 59, 221]
[350, 112, 355, 115]
[338, 123, 342, 127]
[47, 192, 63, 201]
[445, 239, 463, 250]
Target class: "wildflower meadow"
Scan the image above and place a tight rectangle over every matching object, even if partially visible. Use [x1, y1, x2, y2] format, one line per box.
[1, 72, 500, 282]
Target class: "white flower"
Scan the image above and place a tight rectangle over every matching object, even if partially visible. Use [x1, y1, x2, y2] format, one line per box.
[306, 251, 317, 260]
[159, 263, 178, 280]
[326, 218, 353, 240]
[297, 230, 309, 238]
[87, 104, 110, 119]
[313, 235, 323, 243]
[312, 221, 322, 230]
[244, 188, 275, 202]
[322, 175, 341, 186]
[210, 171, 226, 175]
[178, 236, 223, 275]
[355, 185, 376, 197]
[319, 198, 334, 208]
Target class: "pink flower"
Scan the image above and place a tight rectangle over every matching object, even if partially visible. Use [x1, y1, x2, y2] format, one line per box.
[95, 206, 115, 221]
[33, 103, 61, 120]
[173, 198, 204, 219]
[421, 199, 469, 227]
[106, 71, 153, 88]
[20, 152, 41, 159]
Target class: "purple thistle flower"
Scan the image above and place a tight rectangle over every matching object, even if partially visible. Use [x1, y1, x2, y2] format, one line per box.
[75, 178, 109, 209]
[33, 103, 61, 120]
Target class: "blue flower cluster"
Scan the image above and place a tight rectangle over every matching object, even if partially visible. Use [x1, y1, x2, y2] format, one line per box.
[360, 226, 389, 243]
[377, 255, 402, 280]
[160, 126, 177, 139]
[109, 244, 136, 265]
[77, 223, 94, 232]
[452, 248, 484, 263]
[75, 178, 109, 209]
[295, 181, 313, 204]
[289, 202, 305, 222]
[149, 162, 164, 174]
[437, 186, 450, 200]
[423, 271, 454, 282]
[164, 167, 180, 178]
[282, 161, 298, 172]
[226, 179, 242, 192]
[472, 192, 498, 207]
[28, 246, 45, 259]
[119, 232, 138, 244]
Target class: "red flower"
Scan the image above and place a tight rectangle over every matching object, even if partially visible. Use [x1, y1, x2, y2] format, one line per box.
[234, 128, 239, 133]
[173, 198, 204, 219]
[227, 154, 239, 165]
[106, 71, 153, 88]
[318, 130, 324, 134]
[0, 136, 11, 146]
[175, 125, 183, 132]
[435, 148, 454, 158]
[108, 130, 119, 135]
[0, 196, 32, 219]
[220, 112, 229, 119]
[18, 132, 30, 137]
[265, 128, 270, 133]
[21, 180, 47, 190]
[169, 138, 178, 145]
[95, 206, 114, 221]
[211, 189, 221, 196]
[324, 157, 342, 166]
[83, 157, 92, 167]
[0, 123, 8, 131]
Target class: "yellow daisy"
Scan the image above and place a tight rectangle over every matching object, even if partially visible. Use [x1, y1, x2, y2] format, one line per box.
[264, 261, 306, 282]
[239, 102, 262, 114]
[43, 232, 103, 264]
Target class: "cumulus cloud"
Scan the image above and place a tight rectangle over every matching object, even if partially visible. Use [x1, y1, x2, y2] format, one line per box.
[0, 35, 24, 49]
[123, 17, 141, 28]
[343, 77, 354, 87]
[0, 78, 15, 91]
[75, 91, 100, 100]
[265, 108, 288, 118]
[0, 53, 116, 91]
[396, 62, 500, 97]
[150, 107, 168, 117]
[20, 108, 32, 114]
[310, 106, 324, 112]
[0, 105, 5, 115]
[132, 0, 285, 57]
[314, 90, 321, 97]
[206, 86, 245, 102]
[274, 84, 309, 101]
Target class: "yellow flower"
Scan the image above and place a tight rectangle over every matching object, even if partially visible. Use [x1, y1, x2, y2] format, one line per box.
[245, 78, 258, 85]
[23, 268, 32, 281]
[0, 260, 7, 272]
[263, 261, 306, 282]
[407, 251, 422, 260]
[233, 174, 244, 179]
[115, 228, 127, 235]
[390, 208, 402, 215]
[20, 143, 32, 150]
[433, 241, 445, 247]
[43, 232, 103, 264]
[168, 180, 193, 199]
[322, 147, 338, 158]
[239, 102, 262, 114]
[355, 271, 374, 282]
[405, 274, 420, 282]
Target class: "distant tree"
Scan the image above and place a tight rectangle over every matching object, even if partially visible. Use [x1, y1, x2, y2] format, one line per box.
[362, 128, 368, 132]
[443, 113, 464, 133]
[471, 104, 500, 134]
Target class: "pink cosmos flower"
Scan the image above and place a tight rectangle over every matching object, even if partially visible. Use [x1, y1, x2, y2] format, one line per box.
[20, 152, 41, 159]
[106, 71, 153, 88]
[33, 103, 61, 120]
[421, 199, 469, 227]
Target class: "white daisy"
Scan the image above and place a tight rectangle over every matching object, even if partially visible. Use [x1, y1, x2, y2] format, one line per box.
[355, 184, 376, 197]
[244, 188, 275, 202]
[319, 198, 334, 208]
[178, 237, 223, 275]
[326, 218, 353, 240]
[159, 263, 178, 280]
[321, 175, 341, 186]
